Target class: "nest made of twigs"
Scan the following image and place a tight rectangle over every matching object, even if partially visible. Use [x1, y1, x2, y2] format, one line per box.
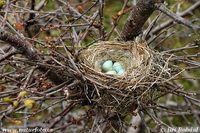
[78, 41, 173, 114]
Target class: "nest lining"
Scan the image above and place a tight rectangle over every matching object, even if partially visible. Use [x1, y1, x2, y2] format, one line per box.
[78, 41, 174, 114]
[79, 41, 155, 88]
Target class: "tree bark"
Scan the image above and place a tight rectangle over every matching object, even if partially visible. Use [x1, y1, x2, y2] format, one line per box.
[0, 30, 39, 60]
[120, 0, 164, 41]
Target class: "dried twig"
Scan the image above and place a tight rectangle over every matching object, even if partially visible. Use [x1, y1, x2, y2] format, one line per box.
[155, 3, 199, 30]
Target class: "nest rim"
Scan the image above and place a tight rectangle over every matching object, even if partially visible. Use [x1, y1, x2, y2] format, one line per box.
[78, 41, 155, 89]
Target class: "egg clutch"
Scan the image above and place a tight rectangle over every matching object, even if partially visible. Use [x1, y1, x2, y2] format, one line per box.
[101, 60, 125, 75]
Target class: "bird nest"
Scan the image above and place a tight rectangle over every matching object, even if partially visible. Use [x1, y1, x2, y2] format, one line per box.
[78, 41, 175, 114]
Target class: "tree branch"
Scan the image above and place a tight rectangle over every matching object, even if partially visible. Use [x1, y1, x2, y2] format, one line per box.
[150, 1, 200, 38]
[0, 29, 39, 60]
[0, 29, 69, 84]
[0, 47, 17, 62]
[155, 3, 199, 30]
[120, 0, 164, 41]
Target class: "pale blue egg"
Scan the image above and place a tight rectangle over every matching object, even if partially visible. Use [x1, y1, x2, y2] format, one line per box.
[117, 69, 125, 75]
[113, 62, 123, 73]
[106, 70, 117, 75]
[102, 60, 113, 72]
